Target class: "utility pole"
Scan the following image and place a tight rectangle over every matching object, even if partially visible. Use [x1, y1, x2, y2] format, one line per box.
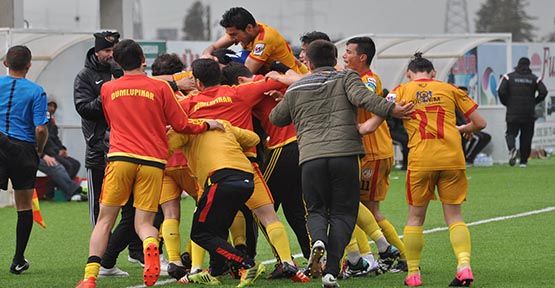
[445, 0, 470, 33]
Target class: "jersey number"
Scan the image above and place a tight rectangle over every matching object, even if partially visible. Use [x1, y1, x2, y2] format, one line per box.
[412, 105, 445, 139]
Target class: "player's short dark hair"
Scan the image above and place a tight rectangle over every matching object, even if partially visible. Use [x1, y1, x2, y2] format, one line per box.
[151, 53, 184, 76]
[220, 7, 256, 30]
[407, 52, 434, 73]
[113, 39, 144, 71]
[346, 37, 376, 66]
[221, 62, 253, 85]
[300, 31, 330, 45]
[306, 40, 337, 68]
[191, 58, 222, 87]
[5, 45, 32, 71]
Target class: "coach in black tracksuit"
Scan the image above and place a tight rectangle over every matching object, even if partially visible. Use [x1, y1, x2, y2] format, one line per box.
[73, 31, 143, 272]
[498, 57, 548, 166]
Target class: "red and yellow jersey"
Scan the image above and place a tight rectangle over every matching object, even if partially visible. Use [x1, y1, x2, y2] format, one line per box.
[101, 74, 207, 167]
[391, 79, 478, 171]
[181, 79, 287, 157]
[244, 22, 308, 74]
[251, 75, 296, 149]
[167, 120, 259, 187]
[357, 71, 394, 161]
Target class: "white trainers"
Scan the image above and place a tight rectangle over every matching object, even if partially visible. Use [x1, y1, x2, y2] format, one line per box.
[322, 273, 339, 288]
[99, 266, 129, 277]
[362, 253, 380, 273]
[70, 194, 85, 202]
[128, 255, 144, 267]
[159, 254, 169, 276]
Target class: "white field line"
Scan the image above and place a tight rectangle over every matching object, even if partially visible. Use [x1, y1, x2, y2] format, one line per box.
[126, 206, 555, 288]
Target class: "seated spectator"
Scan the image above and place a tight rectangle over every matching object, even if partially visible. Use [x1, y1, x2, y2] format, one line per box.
[39, 100, 85, 201]
[456, 87, 492, 165]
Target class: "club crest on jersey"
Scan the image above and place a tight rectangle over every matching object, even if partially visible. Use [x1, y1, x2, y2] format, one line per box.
[361, 168, 373, 180]
[253, 43, 266, 56]
[386, 93, 397, 103]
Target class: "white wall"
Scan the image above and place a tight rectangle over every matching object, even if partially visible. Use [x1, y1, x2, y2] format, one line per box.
[478, 106, 508, 163]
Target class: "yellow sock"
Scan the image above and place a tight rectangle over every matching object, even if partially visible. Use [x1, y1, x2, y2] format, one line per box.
[357, 203, 384, 241]
[353, 225, 372, 254]
[449, 222, 471, 269]
[191, 241, 206, 270]
[143, 236, 160, 251]
[266, 221, 293, 263]
[403, 226, 423, 275]
[229, 211, 247, 246]
[84, 262, 100, 280]
[162, 219, 181, 262]
[378, 219, 406, 259]
[184, 239, 192, 255]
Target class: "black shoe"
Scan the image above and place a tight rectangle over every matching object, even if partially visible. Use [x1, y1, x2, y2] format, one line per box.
[508, 148, 517, 166]
[10, 259, 29, 275]
[390, 259, 408, 273]
[180, 252, 192, 270]
[378, 245, 400, 272]
[168, 263, 189, 280]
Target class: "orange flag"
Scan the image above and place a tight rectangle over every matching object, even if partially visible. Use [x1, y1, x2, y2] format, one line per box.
[32, 189, 46, 228]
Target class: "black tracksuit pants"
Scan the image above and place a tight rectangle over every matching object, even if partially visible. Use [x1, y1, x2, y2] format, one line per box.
[301, 155, 360, 277]
[264, 142, 310, 259]
[506, 121, 535, 164]
[190, 169, 255, 275]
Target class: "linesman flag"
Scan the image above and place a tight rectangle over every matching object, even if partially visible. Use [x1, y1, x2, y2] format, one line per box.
[32, 189, 46, 228]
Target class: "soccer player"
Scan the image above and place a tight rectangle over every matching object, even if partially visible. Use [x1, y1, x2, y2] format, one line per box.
[389, 53, 486, 287]
[76, 40, 222, 288]
[221, 63, 311, 265]
[183, 58, 308, 282]
[203, 7, 307, 74]
[167, 120, 264, 287]
[299, 31, 331, 65]
[269, 40, 413, 288]
[0, 45, 49, 275]
[343, 36, 407, 272]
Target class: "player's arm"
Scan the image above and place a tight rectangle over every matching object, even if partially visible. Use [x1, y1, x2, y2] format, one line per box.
[33, 90, 49, 155]
[457, 110, 487, 135]
[358, 115, 385, 135]
[245, 57, 265, 74]
[202, 35, 236, 57]
[265, 70, 304, 86]
[237, 78, 288, 106]
[345, 71, 413, 119]
[455, 87, 487, 134]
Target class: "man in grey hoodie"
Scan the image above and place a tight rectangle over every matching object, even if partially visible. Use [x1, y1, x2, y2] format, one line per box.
[270, 39, 413, 288]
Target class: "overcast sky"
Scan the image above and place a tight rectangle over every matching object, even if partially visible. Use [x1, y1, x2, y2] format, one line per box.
[23, 0, 555, 44]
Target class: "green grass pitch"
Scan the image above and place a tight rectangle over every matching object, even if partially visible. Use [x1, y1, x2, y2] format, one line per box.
[0, 158, 554, 287]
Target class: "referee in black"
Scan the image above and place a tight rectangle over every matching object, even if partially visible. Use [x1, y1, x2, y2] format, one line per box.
[0, 45, 49, 274]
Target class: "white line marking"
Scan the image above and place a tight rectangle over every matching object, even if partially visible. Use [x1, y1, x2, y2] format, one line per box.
[126, 206, 555, 288]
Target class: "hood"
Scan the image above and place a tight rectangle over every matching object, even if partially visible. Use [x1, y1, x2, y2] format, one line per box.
[84, 47, 112, 72]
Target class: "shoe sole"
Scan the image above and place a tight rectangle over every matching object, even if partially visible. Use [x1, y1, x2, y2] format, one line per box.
[308, 246, 325, 279]
[143, 243, 160, 287]
[449, 278, 473, 287]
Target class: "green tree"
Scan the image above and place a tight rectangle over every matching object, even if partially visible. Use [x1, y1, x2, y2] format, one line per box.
[475, 0, 536, 42]
[182, 1, 211, 40]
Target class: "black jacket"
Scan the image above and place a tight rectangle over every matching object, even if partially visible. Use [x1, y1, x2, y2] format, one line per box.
[73, 48, 120, 169]
[43, 118, 65, 157]
[498, 68, 548, 123]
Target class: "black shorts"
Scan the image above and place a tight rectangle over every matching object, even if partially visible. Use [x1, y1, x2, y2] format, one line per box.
[0, 135, 39, 190]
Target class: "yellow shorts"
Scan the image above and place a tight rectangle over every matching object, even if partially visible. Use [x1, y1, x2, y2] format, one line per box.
[245, 163, 274, 210]
[406, 169, 468, 206]
[100, 161, 163, 212]
[360, 157, 393, 202]
[160, 167, 200, 204]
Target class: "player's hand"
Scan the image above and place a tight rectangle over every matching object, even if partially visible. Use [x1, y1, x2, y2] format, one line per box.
[264, 90, 284, 102]
[43, 154, 58, 167]
[265, 71, 281, 81]
[391, 101, 414, 119]
[58, 149, 68, 158]
[206, 120, 225, 131]
[457, 124, 474, 140]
